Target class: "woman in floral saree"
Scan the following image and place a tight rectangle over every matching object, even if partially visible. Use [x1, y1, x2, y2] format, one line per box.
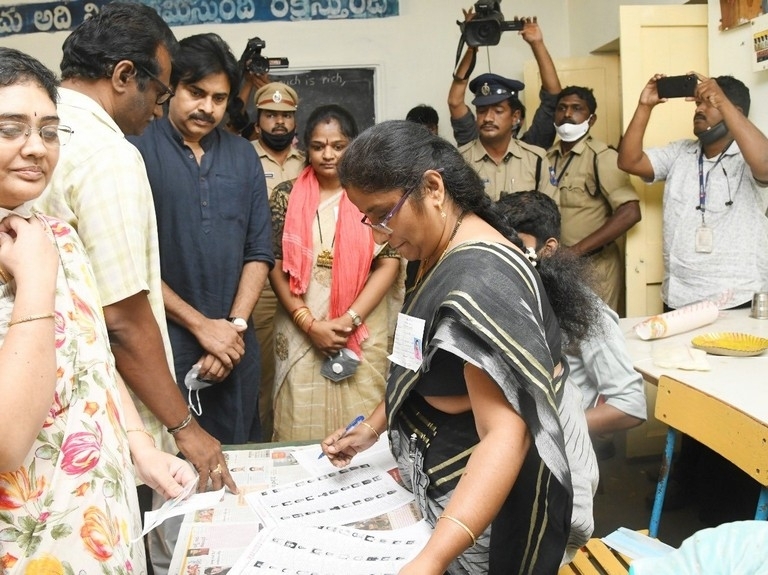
[0, 48, 195, 575]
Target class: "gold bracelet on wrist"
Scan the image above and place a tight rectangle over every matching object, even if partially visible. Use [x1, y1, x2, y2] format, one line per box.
[360, 421, 380, 441]
[8, 312, 55, 327]
[438, 514, 477, 547]
[291, 305, 309, 321]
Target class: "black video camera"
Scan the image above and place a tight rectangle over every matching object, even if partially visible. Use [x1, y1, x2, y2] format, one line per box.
[241, 37, 289, 75]
[461, 1, 524, 47]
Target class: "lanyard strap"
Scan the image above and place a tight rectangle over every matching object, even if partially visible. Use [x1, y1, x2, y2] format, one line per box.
[549, 153, 575, 186]
[697, 141, 733, 221]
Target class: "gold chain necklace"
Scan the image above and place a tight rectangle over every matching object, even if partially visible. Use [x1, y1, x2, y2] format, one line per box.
[413, 211, 466, 287]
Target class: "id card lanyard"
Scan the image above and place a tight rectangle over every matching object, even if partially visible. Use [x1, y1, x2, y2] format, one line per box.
[696, 141, 731, 253]
[549, 153, 575, 186]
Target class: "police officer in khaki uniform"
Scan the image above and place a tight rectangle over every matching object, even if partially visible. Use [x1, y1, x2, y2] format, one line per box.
[548, 86, 641, 312]
[250, 82, 305, 440]
[458, 73, 556, 201]
[251, 82, 305, 197]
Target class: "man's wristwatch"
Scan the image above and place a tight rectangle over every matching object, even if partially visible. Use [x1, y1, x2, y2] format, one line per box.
[346, 309, 362, 327]
[228, 316, 248, 328]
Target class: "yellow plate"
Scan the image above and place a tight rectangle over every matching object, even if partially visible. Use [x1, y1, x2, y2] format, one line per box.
[691, 332, 768, 357]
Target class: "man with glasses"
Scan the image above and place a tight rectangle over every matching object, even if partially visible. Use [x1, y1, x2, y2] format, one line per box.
[36, 4, 236, 574]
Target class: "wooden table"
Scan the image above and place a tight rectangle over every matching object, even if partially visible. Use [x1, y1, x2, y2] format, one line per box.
[618, 309, 768, 536]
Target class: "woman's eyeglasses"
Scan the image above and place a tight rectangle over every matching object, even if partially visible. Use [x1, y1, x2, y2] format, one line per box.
[0, 121, 74, 148]
[360, 185, 417, 235]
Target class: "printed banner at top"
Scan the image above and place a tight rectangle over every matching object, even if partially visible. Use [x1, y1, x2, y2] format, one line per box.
[0, 0, 399, 38]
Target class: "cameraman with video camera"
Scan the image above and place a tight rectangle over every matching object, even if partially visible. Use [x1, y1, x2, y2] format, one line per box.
[449, 4, 560, 200]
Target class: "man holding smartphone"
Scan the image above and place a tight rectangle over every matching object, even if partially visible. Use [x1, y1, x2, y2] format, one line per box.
[618, 73, 768, 312]
[618, 74, 768, 518]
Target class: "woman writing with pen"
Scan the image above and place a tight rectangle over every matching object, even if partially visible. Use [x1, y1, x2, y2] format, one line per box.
[321, 121, 597, 575]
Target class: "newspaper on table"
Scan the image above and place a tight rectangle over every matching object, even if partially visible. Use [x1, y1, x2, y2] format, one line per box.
[169, 434, 427, 575]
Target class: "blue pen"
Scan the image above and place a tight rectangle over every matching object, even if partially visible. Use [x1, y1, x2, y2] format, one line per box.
[318, 415, 365, 459]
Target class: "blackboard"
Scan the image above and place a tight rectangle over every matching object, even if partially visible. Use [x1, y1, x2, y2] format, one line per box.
[259, 67, 376, 144]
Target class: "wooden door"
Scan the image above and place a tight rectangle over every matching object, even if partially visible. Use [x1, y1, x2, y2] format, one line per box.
[621, 4, 709, 318]
[620, 4, 708, 457]
[524, 54, 622, 148]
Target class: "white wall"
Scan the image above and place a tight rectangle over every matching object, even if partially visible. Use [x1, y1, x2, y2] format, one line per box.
[707, 2, 768, 130]
[4, 0, 569, 140]
[6, 1, 768, 133]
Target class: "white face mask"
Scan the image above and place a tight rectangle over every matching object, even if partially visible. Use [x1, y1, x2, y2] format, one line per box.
[554, 116, 592, 142]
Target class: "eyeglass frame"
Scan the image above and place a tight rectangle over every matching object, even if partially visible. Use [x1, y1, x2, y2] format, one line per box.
[360, 169, 442, 235]
[0, 120, 74, 148]
[360, 183, 418, 235]
[138, 64, 175, 105]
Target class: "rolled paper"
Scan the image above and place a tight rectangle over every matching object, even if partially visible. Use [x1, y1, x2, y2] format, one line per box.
[634, 301, 719, 341]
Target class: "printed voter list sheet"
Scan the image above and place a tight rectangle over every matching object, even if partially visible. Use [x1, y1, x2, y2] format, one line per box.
[388, 312, 425, 371]
[293, 430, 395, 478]
[229, 522, 432, 575]
[246, 463, 414, 527]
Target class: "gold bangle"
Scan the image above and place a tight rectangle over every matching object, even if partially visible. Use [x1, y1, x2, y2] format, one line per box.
[126, 428, 156, 447]
[8, 313, 55, 327]
[360, 421, 380, 441]
[292, 308, 312, 328]
[167, 411, 193, 435]
[438, 514, 477, 547]
[291, 305, 309, 320]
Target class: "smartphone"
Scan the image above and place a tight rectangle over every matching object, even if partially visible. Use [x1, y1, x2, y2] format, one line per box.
[656, 74, 697, 99]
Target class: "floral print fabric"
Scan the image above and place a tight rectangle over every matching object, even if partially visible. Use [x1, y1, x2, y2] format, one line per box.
[0, 215, 145, 575]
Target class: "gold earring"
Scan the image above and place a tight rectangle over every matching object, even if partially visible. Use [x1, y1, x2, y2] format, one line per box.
[440, 208, 446, 220]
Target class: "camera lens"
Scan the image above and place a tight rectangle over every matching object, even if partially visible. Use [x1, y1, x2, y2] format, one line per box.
[248, 55, 270, 75]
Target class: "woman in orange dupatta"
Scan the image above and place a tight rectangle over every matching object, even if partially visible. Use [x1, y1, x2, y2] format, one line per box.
[268, 105, 402, 441]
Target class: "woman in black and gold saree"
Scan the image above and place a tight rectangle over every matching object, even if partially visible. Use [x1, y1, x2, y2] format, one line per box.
[321, 120, 596, 575]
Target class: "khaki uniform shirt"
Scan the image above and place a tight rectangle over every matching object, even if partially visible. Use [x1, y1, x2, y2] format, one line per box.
[547, 136, 638, 247]
[253, 139, 305, 198]
[459, 137, 556, 201]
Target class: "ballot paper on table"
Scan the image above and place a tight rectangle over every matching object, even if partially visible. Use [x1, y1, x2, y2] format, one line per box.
[245, 463, 414, 528]
[228, 521, 433, 575]
[134, 474, 225, 542]
[293, 430, 395, 477]
[602, 527, 676, 560]
[634, 301, 719, 341]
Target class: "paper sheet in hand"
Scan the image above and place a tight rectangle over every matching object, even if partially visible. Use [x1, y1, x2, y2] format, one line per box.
[246, 463, 414, 527]
[293, 430, 394, 477]
[136, 480, 225, 541]
[602, 527, 675, 560]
